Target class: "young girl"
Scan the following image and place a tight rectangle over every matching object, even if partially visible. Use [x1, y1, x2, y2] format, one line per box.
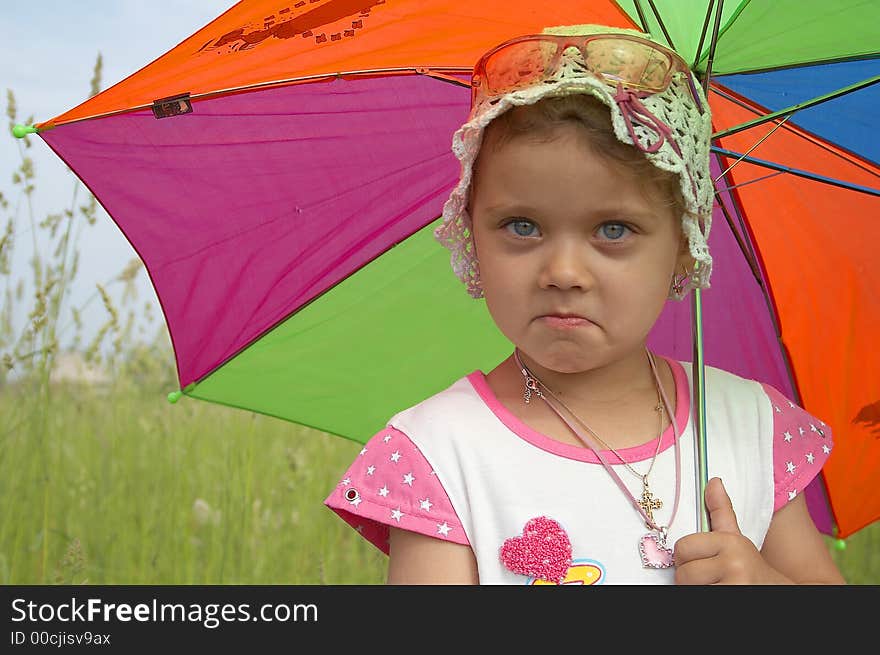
[324, 24, 845, 585]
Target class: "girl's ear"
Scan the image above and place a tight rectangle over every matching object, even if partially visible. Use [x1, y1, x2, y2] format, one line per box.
[677, 232, 695, 271]
[677, 252, 696, 273]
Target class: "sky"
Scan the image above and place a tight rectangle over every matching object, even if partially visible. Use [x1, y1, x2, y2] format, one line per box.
[2, 1, 236, 356]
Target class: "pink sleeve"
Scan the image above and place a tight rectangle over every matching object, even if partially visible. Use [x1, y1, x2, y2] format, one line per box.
[323, 426, 470, 555]
[761, 383, 835, 512]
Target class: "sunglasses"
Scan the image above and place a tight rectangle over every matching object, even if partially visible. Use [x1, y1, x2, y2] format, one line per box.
[471, 33, 703, 114]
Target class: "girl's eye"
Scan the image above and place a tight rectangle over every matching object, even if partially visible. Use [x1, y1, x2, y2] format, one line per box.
[504, 219, 539, 238]
[598, 222, 632, 241]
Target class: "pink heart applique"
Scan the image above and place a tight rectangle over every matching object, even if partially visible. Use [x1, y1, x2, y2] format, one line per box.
[500, 516, 572, 583]
[639, 533, 674, 569]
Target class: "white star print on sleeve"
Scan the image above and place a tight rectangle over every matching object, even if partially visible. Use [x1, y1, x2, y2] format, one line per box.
[761, 383, 834, 512]
[324, 427, 469, 555]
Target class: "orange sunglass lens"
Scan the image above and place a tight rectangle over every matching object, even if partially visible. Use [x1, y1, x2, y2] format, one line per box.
[482, 40, 559, 95]
[583, 39, 674, 91]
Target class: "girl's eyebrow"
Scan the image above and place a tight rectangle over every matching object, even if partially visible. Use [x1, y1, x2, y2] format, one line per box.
[481, 203, 542, 215]
[482, 202, 662, 223]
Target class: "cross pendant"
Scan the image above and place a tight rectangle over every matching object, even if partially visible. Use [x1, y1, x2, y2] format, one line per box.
[637, 478, 663, 528]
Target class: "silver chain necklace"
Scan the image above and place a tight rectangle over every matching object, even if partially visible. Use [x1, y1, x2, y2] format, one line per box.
[513, 348, 682, 568]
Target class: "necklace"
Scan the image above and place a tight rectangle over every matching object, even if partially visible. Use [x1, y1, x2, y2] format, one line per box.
[513, 348, 682, 569]
[517, 349, 665, 521]
[548, 366, 667, 526]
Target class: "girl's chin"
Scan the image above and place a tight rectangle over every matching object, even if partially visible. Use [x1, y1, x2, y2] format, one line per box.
[516, 347, 606, 375]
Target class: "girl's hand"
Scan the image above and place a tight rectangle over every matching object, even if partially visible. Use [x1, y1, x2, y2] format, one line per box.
[673, 477, 792, 584]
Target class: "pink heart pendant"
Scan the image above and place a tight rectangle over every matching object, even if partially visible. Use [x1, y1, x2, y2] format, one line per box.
[639, 533, 674, 569]
[500, 516, 572, 583]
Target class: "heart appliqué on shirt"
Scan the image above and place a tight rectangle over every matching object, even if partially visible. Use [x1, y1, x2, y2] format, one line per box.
[499, 516, 572, 583]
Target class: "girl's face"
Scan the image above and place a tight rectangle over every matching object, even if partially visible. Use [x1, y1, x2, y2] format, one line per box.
[470, 122, 691, 375]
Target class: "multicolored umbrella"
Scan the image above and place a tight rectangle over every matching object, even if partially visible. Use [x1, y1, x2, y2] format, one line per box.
[18, 0, 879, 541]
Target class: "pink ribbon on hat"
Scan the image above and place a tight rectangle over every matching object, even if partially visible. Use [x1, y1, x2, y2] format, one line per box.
[613, 83, 683, 158]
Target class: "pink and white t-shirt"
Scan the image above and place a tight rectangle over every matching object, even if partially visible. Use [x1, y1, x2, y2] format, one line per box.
[324, 358, 833, 584]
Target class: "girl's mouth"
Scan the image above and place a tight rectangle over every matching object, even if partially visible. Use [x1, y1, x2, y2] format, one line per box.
[539, 315, 593, 329]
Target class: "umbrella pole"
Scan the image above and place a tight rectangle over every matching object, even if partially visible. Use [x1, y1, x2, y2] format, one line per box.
[692, 0, 723, 537]
[691, 285, 710, 532]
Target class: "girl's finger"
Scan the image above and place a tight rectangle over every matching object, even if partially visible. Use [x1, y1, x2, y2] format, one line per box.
[673, 532, 722, 565]
[674, 555, 722, 585]
[705, 477, 742, 535]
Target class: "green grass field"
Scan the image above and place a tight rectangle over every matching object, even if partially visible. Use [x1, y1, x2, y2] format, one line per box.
[1, 378, 876, 585]
[0, 379, 386, 585]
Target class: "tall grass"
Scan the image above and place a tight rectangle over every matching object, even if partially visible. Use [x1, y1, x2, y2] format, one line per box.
[0, 56, 876, 585]
[830, 526, 880, 585]
[0, 376, 386, 584]
[1, 372, 875, 585]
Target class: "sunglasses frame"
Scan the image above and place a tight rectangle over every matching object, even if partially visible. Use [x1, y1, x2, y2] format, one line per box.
[470, 33, 702, 113]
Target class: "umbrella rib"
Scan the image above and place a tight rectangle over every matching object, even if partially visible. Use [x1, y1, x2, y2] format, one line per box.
[710, 147, 880, 196]
[716, 170, 784, 192]
[712, 75, 880, 139]
[693, 0, 716, 70]
[35, 67, 472, 130]
[719, 53, 880, 78]
[711, 114, 804, 316]
[713, 115, 792, 181]
[631, 0, 651, 32]
[694, 0, 753, 70]
[646, 0, 676, 51]
[711, 84, 880, 175]
[713, 187, 763, 284]
[701, 0, 726, 94]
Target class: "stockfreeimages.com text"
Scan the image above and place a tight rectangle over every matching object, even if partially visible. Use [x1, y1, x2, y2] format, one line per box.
[11, 597, 317, 629]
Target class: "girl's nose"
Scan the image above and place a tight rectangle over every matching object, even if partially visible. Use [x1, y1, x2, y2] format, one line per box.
[537, 242, 597, 291]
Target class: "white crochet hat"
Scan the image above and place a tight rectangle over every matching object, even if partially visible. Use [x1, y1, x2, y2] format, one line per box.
[434, 24, 714, 300]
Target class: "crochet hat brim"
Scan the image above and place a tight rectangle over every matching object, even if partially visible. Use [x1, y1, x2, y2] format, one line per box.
[434, 24, 714, 300]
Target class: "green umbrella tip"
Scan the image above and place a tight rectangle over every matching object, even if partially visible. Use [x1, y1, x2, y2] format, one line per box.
[12, 124, 38, 138]
[833, 538, 846, 551]
[167, 390, 183, 404]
